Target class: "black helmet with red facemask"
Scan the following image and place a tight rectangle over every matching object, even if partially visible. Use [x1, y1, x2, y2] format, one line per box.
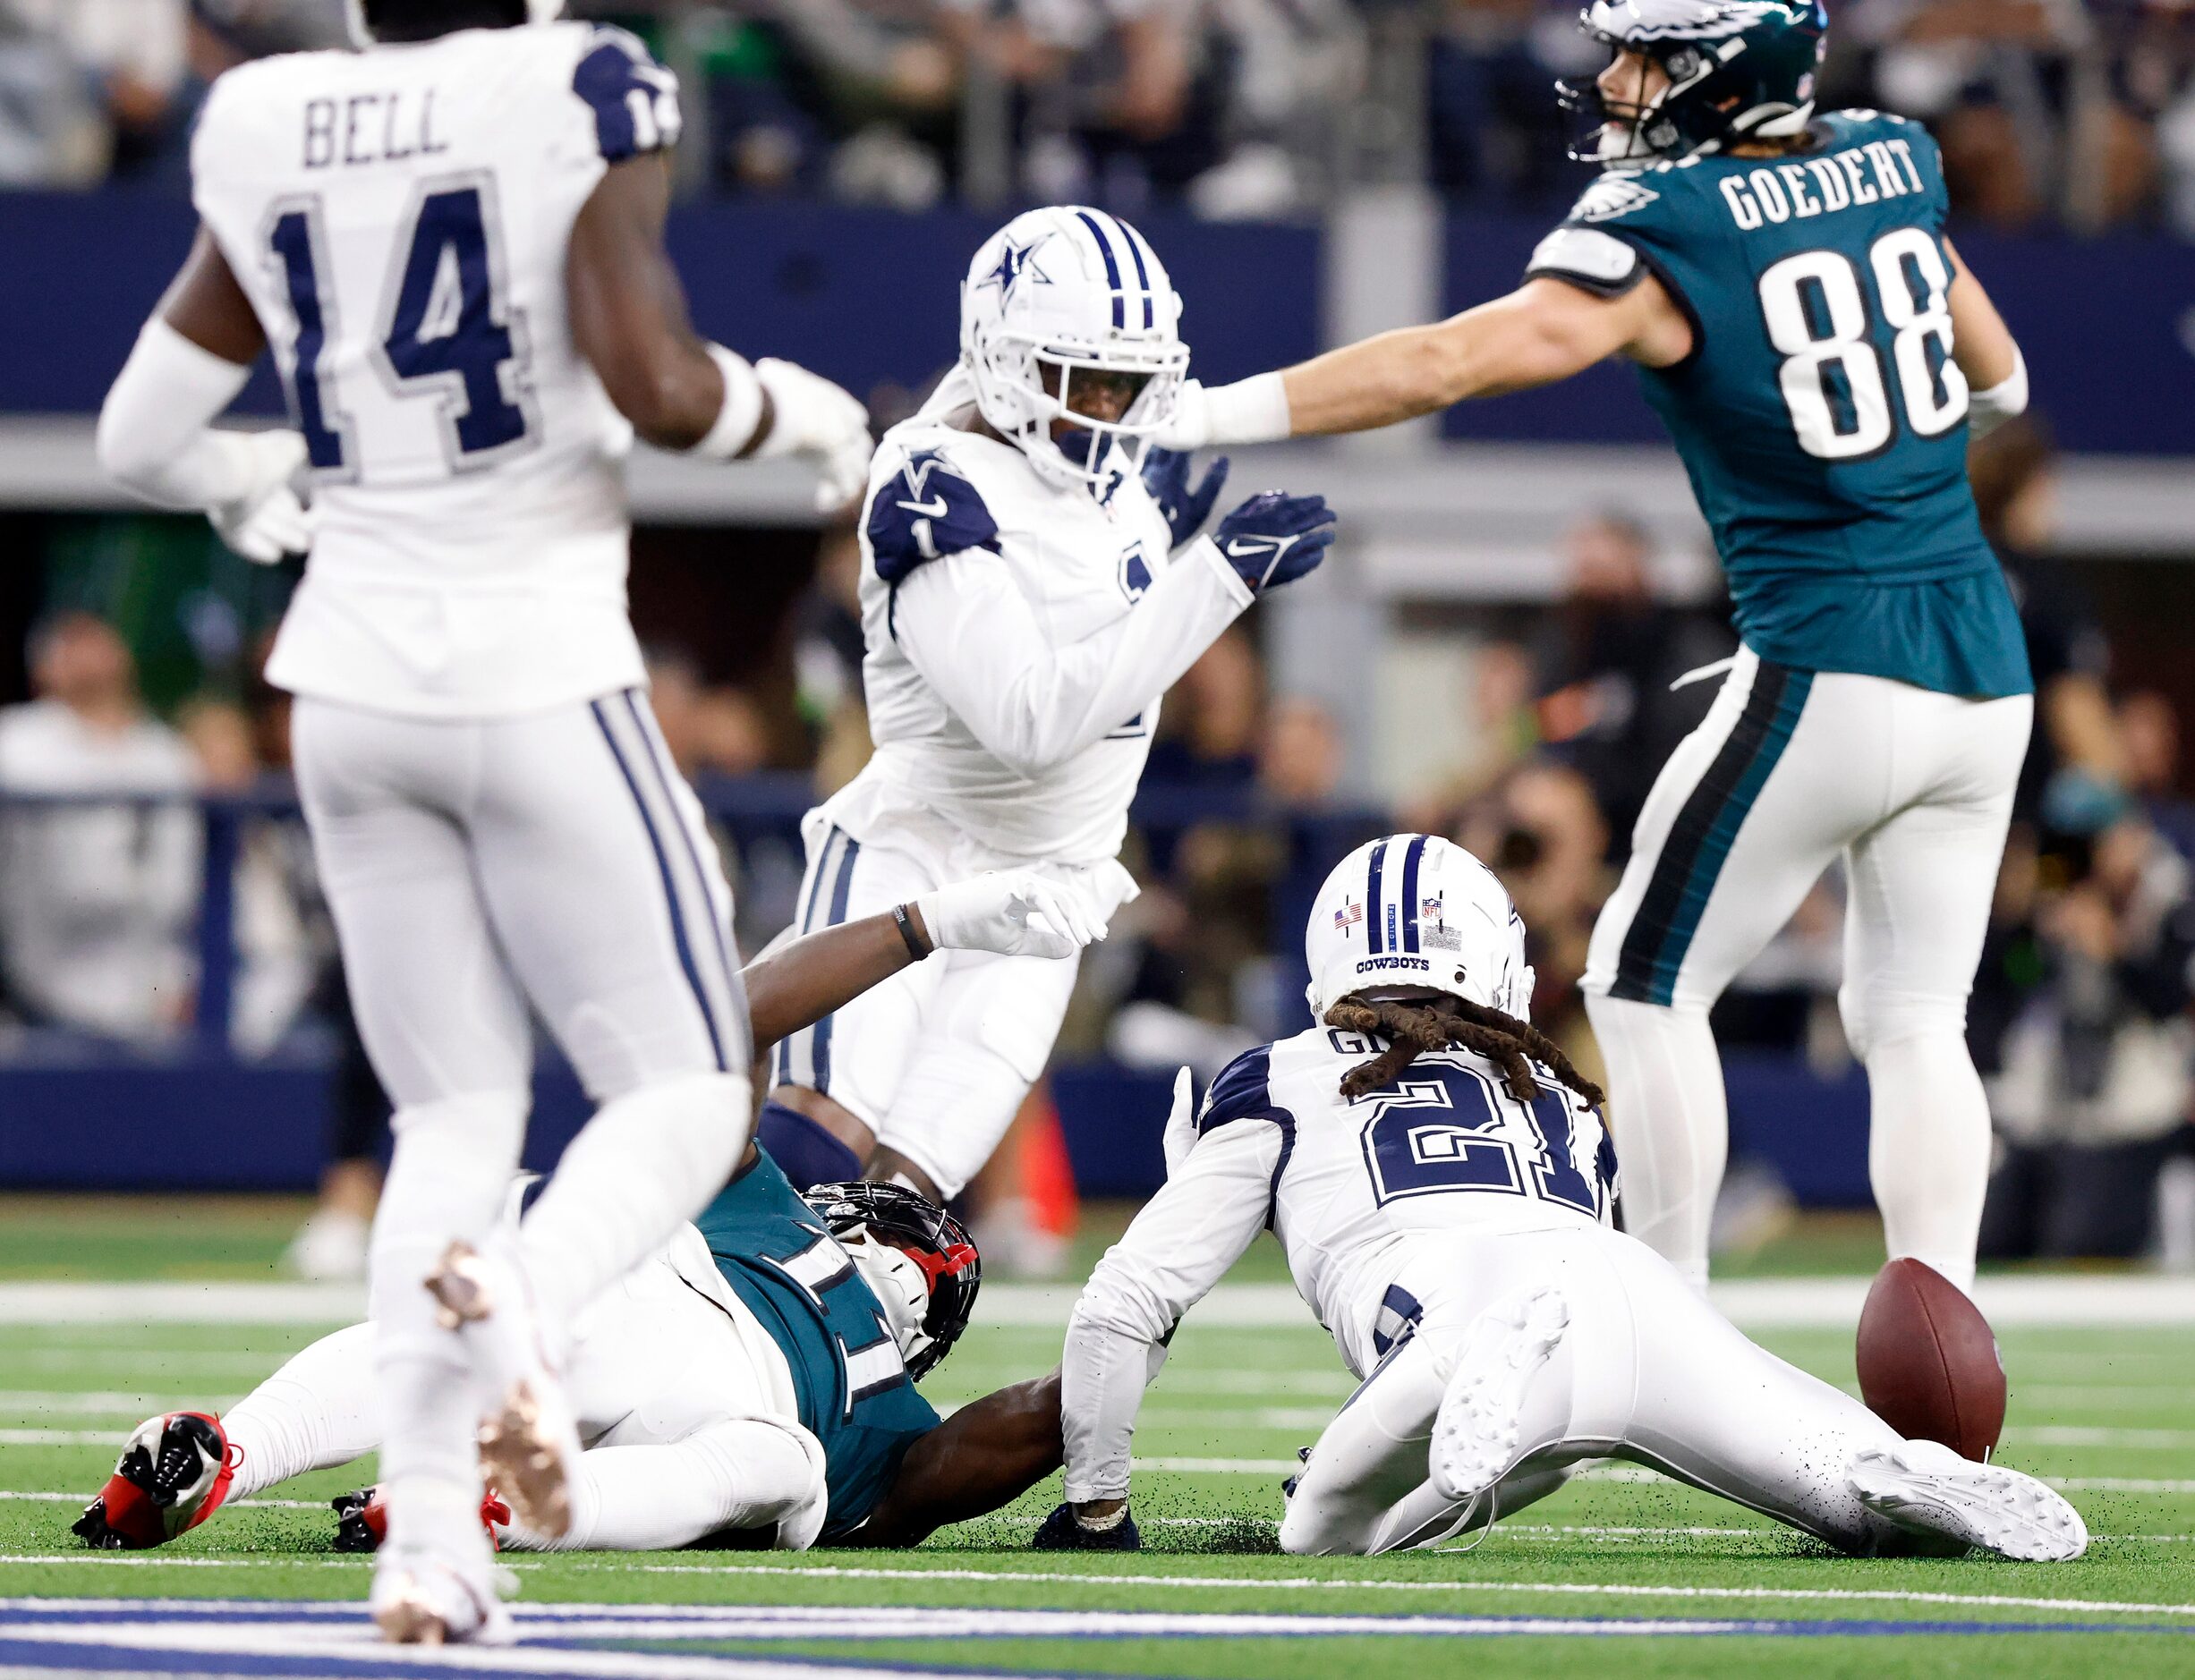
[804, 1181, 982, 1380]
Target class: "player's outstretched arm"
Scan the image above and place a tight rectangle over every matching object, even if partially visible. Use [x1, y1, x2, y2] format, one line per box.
[568, 155, 872, 507]
[96, 228, 310, 564]
[1162, 275, 1690, 448]
[1944, 240, 2028, 438]
[742, 873, 1099, 1050]
[847, 1370, 1066, 1548]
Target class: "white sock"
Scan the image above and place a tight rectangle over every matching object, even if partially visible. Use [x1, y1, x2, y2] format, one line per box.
[1865, 1030, 1991, 1297]
[1584, 991, 1727, 1292]
[519, 1071, 752, 1329]
[499, 1416, 821, 1552]
[370, 1090, 525, 1556]
[223, 1323, 379, 1497]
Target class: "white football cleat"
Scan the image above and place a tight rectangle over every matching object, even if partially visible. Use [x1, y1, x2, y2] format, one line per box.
[1850, 1441, 2088, 1562]
[424, 1238, 581, 1540]
[1428, 1285, 1570, 1503]
[370, 1543, 515, 1645]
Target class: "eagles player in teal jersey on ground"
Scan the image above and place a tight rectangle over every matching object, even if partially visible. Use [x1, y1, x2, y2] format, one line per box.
[1157, 1, 2033, 1318]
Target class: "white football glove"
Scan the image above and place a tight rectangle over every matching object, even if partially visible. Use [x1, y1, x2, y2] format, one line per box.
[915, 871, 1105, 961]
[753, 357, 874, 513]
[209, 431, 311, 564]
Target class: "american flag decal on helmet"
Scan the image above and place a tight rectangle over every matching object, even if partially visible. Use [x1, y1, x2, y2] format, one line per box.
[1333, 902, 1363, 931]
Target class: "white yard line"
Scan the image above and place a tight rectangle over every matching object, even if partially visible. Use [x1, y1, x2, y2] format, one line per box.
[0, 1490, 325, 1511]
[4, 1275, 2193, 1328]
[3, 1557, 2191, 1621]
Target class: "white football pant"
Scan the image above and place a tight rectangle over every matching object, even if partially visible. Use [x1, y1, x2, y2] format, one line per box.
[221, 1233, 823, 1551]
[1581, 648, 2031, 1293]
[770, 811, 1091, 1198]
[293, 691, 754, 1560]
[1278, 1221, 1911, 1556]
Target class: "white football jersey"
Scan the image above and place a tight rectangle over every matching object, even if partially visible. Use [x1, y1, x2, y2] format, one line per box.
[191, 21, 683, 717]
[819, 377, 1250, 868]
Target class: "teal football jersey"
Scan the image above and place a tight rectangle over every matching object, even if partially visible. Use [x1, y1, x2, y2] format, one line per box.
[691, 1153, 940, 1541]
[1527, 111, 2030, 699]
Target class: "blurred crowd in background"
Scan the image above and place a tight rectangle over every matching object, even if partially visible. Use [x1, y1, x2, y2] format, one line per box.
[12, 2, 2195, 229]
[5, 415, 2195, 1273]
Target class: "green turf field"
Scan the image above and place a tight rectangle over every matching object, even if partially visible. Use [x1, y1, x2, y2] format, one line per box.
[1, 1201, 2191, 1678]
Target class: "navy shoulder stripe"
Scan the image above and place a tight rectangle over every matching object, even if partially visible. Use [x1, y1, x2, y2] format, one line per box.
[867, 448, 1001, 587]
[574, 26, 683, 163]
[1197, 1043, 1297, 1229]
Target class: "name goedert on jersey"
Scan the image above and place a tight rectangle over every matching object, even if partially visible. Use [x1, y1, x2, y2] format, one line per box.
[1717, 134, 1926, 230]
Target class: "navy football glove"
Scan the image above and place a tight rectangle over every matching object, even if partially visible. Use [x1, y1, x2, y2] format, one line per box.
[1032, 1501, 1142, 1552]
[1212, 491, 1336, 594]
[1142, 448, 1230, 551]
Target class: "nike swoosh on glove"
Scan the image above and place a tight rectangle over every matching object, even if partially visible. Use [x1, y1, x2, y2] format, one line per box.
[915, 871, 1104, 960]
[1212, 490, 1336, 593]
[753, 358, 874, 513]
[211, 431, 312, 564]
[1141, 447, 1229, 551]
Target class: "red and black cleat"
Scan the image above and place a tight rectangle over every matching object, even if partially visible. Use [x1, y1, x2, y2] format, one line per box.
[332, 1485, 513, 1554]
[72, 1413, 238, 1549]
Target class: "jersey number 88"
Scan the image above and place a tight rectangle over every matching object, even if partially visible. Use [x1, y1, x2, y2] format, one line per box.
[1757, 228, 1968, 462]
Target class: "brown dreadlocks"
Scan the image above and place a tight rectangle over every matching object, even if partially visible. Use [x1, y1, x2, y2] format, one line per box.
[1323, 993, 1605, 1110]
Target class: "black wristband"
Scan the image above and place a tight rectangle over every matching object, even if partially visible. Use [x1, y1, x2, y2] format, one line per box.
[893, 902, 932, 960]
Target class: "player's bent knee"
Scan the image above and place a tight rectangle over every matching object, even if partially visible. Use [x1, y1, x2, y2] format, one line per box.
[691, 1415, 829, 1551]
[1837, 988, 1969, 1061]
[595, 1070, 754, 1182]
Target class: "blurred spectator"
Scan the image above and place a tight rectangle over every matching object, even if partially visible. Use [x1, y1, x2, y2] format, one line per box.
[2119, 689, 2195, 861]
[1979, 806, 2195, 1260]
[1970, 415, 2126, 826]
[792, 522, 875, 797]
[0, 612, 198, 1043]
[1144, 626, 1260, 792]
[645, 648, 773, 780]
[1531, 512, 1734, 861]
[1457, 758, 1608, 1069]
[1259, 693, 1341, 808]
[191, 0, 349, 70]
[1426, 0, 1590, 206]
[1, 0, 192, 182]
[177, 694, 315, 1056]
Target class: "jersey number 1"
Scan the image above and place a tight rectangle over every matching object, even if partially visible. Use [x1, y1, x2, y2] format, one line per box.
[1757, 227, 1968, 461]
[268, 179, 534, 474]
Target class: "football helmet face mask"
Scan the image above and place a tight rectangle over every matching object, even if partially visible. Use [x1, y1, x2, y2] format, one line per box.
[1304, 834, 1535, 1025]
[961, 206, 1190, 495]
[346, 0, 562, 49]
[1558, 1, 1827, 167]
[804, 1181, 981, 1380]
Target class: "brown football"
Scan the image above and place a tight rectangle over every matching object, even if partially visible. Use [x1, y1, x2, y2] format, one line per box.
[1854, 1258, 2006, 1462]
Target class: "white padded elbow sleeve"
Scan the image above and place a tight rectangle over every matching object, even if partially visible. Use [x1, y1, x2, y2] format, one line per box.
[1967, 346, 2028, 440]
[97, 317, 257, 508]
[1200, 371, 1292, 447]
[689, 343, 768, 459]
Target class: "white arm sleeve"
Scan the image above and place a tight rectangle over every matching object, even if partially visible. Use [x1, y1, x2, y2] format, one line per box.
[1061, 1120, 1280, 1503]
[891, 536, 1253, 776]
[96, 316, 260, 510]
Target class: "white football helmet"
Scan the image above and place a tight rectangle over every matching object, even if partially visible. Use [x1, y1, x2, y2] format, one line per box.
[961, 206, 1190, 493]
[345, 0, 566, 49]
[1305, 835, 1535, 1025]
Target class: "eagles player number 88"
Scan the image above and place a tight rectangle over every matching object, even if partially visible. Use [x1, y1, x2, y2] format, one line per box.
[1758, 226, 1967, 461]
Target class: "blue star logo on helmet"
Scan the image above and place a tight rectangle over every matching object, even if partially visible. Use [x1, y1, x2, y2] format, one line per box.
[982, 234, 1051, 302]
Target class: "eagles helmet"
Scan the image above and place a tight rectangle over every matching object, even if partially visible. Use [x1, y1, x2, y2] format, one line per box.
[804, 1181, 981, 1381]
[1305, 835, 1535, 1026]
[1560, 1, 1829, 167]
[345, 0, 563, 49]
[961, 207, 1191, 494]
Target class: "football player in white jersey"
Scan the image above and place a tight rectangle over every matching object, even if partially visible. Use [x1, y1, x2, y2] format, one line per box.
[754, 204, 1337, 1206]
[93, 0, 872, 1643]
[1045, 836, 2086, 1563]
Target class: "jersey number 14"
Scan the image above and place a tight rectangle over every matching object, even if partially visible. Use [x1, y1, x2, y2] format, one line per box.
[1757, 227, 1968, 461]
[268, 176, 535, 474]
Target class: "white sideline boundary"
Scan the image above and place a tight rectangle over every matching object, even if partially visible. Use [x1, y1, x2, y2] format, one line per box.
[0, 1275, 2191, 1328]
